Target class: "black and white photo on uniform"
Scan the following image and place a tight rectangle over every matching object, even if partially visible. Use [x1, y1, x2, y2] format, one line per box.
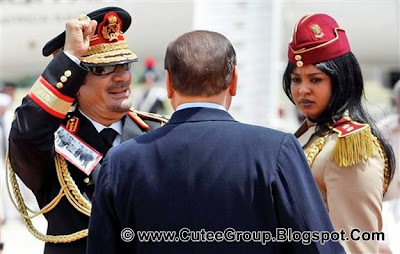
[54, 126, 101, 175]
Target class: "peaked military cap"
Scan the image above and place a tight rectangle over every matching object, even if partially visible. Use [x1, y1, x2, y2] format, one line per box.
[42, 6, 138, 66]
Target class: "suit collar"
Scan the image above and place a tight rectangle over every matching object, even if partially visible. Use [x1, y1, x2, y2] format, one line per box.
[167, 107, 236, 125]
[176, 102, 226, 111]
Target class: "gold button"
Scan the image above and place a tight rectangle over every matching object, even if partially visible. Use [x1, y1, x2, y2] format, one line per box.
[84, 177, 90, 184]
[64, 70, 72, 77]
[295, 55, 302, 61]
[296, 61, 304, 67]
[56, 82, 64, 89]
[60, 76, 68, 82]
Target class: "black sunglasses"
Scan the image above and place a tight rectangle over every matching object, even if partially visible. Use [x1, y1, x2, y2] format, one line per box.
[88, 62, 132, 76]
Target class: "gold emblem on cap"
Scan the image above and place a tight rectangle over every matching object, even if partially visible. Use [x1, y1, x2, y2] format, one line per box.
[296, 61, 304, 67]
[101, 14, 121, 42]
[64, 70, 72, 77]
[295, 55, 302, 61]
[310, 24, 325, 39]
[56, 82, 64, 89]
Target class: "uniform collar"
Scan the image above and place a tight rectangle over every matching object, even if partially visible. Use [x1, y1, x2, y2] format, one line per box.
[295, 120, 317, 148]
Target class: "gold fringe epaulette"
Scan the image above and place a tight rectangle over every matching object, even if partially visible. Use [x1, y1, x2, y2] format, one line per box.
[331, 116, 374, 167]
[131, 109, 169, 126]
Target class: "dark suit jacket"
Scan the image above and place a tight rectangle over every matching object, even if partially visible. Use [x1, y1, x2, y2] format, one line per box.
[8, 51, 164, 254]
[88, 107, 345, 254]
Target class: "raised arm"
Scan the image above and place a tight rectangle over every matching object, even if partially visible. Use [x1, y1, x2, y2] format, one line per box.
[8, 17, 97, 193]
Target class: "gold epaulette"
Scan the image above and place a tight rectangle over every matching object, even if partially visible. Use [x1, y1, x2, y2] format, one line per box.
[331, 116, 374, 167]
[130, 109, 169, 126]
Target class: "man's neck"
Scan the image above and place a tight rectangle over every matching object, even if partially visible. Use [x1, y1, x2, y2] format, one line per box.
[78, 107, 125, 127]
[176, 102, 226, 111]
[173, 92, 231, 111]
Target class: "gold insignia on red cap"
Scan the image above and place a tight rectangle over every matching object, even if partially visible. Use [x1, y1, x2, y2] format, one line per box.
[80, 11, 138, 65]
[296, 61, 304, 67]
[101, 14, 121, 42]
[310, 24, 325, 39]
[294, 55, 303, 67]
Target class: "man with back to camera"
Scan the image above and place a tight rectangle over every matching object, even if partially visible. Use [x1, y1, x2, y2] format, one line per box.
[87, 30, 345, 253]
[7, 6, 166, 254]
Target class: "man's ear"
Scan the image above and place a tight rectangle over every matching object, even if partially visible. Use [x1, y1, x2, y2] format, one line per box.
[229, 66, 238, 96]
[165, 70, 174, 99]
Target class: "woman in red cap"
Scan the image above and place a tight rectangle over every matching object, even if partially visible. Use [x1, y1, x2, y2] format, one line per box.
[283, 13, 395, 253]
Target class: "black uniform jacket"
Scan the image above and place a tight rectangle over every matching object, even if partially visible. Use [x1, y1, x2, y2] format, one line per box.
[8, 51, 165, 254]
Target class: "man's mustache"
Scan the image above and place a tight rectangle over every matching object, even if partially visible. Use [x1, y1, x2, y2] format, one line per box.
[107, 82, 130, 91]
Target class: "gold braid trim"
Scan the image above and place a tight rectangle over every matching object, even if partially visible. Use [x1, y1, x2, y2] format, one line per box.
[304, 131, 390, 195]
[332, 125, 374, 167]
[55, 154, 91, 216]
[80, 41, 138, 64]
[84, 41, 129, 56]
[305, 134, 329, 167]
[5, 149, 91, 243]
[82, 50, 137, 64]
[372, 136, 390, 194]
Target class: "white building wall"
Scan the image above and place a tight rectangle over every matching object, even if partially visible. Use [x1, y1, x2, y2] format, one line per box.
[193, 1, 282, 127]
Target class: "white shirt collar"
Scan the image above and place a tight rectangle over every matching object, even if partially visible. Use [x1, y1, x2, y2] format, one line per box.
[176, 102, 226, 111]
[78, 108, 122, 135]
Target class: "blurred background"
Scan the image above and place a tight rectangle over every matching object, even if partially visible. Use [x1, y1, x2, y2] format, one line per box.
[1, 0, 399, 253]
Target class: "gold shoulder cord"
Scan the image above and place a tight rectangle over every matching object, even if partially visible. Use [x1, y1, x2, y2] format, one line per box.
[6, 150, 91, 243]
[305, 133, 390, 195]
[304, 134, 330, 167]
[372, 136, 390, 194]
[5, 109, 167, 243]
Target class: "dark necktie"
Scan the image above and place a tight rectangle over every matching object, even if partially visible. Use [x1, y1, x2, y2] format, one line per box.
[100, 128, 118, 149]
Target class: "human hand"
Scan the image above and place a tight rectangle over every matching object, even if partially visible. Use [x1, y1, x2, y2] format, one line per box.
[64, 15, 97, 58]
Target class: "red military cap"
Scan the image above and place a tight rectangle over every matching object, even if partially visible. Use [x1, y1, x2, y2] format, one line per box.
[42, 6, 138, 66]
[288, 13, 351, 67]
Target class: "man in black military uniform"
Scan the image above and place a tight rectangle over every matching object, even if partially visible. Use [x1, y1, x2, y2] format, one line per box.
[7, 7, 166, 254]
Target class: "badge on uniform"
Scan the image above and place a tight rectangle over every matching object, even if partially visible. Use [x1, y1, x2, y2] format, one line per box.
[54, 125, 103, 175]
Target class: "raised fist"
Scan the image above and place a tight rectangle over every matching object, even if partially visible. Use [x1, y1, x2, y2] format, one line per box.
[64, 16, 97, 58]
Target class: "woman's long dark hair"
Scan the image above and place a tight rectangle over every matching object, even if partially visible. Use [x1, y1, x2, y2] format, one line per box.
[283, 51, 395, 181]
